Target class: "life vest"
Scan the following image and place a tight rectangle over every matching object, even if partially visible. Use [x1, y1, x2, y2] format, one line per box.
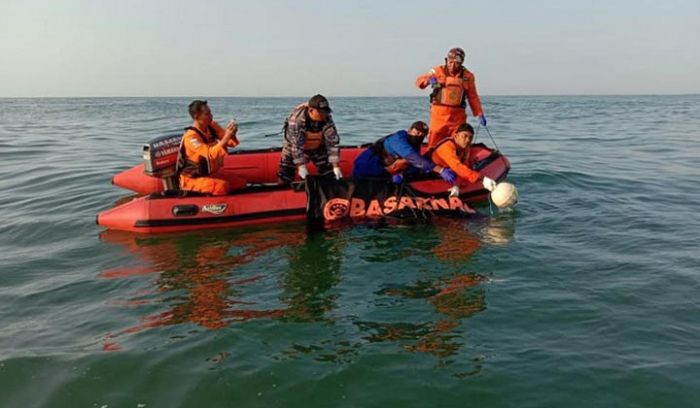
[427, 137, 470, 163]
[430, 66, 471, 108]
[369, 134, 411, 174]
[176, 125, 220, 178]
[304, 129, 324, 150]
[283, 104, 326, 151]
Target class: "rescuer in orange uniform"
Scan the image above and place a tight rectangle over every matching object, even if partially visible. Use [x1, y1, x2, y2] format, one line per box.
[430, 123, 497, 195]
[176, 100, 240, 195]
[416, 47, 486, 148]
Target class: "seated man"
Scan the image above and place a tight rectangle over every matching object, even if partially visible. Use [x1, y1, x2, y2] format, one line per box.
[176, 100, 240, 195]
[278, 94, 343, 184]
[429, 123, 496, 194]
[352, 121, 456, 184]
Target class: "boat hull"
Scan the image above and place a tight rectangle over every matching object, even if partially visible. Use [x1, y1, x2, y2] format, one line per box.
[99, 144, 511, 233]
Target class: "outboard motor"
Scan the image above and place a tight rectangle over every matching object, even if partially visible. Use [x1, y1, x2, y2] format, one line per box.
[142, 134, 182, 191]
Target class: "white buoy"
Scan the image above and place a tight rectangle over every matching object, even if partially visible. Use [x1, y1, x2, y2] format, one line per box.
[491, 182, 518, 209]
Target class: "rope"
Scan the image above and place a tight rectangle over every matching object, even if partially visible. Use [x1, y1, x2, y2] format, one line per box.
[473, 121, 502, 216]
[483, 125, 501, 153]
[399, 180, 430, 220]
[475, 123, 501, 153]
[396, 178, 420, 219]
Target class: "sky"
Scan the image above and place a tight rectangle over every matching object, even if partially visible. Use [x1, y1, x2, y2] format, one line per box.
[1, 0, 699, 97]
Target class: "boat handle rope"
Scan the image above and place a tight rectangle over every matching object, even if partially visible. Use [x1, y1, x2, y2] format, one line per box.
[475, 123, 501, 153]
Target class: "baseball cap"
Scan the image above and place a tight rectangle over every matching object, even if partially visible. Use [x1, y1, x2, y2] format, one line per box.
[447, 47, 465, 63]
[308, 94, 332, 114]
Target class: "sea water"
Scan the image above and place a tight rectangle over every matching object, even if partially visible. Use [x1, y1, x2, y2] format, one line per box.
[0, 96, 698, 407]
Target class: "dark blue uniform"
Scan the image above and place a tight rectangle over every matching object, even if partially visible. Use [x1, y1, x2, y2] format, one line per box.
[352, 130, 435, 179]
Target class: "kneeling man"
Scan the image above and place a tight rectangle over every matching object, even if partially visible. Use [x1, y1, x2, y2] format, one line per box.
[429, 123, 496, 194]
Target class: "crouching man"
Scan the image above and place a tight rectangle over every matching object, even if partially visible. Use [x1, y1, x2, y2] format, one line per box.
[278, 94, 342, 184]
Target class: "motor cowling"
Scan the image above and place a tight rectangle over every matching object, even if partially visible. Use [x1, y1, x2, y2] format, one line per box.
[142, 134, 182, 191]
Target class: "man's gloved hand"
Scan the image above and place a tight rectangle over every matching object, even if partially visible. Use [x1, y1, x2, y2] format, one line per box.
[482, 176, 497, 192]
[479, 115, 488, 127]
[448, 185, 460, 197]
[297, 164, 309, 180]
[392, 173, 404, 185]
[429, 76, 440, 88]
[440, 168, 457, 184]
[333, 166, 343, 180]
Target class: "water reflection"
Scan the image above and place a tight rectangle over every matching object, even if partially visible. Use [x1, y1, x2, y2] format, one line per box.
[99, 215, 515, 367]
[356, 219, 489, 361]
[281, 232, 344, 322]
[99, 225, 346, 348]
[472, 216, 516, 246]
[282, 216, 515, 370]
[432, 218, 483, 264]
[382, 273, 485, 359]
[99, 226, 307, 349]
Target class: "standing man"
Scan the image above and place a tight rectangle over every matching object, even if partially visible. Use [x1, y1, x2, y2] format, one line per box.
[416, 47, 486, 148]
[177, 100, 240, 196]
[278, 94, 342, 184]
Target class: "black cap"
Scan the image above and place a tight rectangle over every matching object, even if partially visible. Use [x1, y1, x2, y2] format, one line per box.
[447, 47, 465, 63]
[409, 121, 429, 135]
[308, 94, 332, 114]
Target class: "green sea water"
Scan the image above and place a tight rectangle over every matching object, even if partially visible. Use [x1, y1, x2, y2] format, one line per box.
[0, 96, 698, 407]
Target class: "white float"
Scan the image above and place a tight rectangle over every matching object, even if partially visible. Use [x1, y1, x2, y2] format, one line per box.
[491, 182, 518, 209]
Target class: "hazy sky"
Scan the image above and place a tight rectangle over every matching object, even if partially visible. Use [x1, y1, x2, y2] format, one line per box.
[1, 0, 699, 97]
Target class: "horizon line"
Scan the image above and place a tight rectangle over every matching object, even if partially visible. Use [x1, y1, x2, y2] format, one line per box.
[1, 93, 698, 99]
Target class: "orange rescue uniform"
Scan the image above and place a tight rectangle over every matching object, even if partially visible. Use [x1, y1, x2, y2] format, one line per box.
[178, 122, 239, 196]
[416, 65, 483, 148]
[430, 138, 481, 184]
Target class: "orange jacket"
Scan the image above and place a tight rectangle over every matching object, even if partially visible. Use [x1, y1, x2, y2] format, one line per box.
[180, 122, 238, 176]
[430, 139, 481, 183]
[416, 65, 483, 117]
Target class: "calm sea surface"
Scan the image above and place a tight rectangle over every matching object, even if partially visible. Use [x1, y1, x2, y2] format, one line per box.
[0, 96, 698, 407]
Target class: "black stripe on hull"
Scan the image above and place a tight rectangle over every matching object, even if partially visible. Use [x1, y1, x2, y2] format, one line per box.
[134, 208, 306, 228]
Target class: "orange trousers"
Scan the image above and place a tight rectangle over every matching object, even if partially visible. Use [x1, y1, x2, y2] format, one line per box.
[180, 173, 248, 196]
[427, 105, 467, 148]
